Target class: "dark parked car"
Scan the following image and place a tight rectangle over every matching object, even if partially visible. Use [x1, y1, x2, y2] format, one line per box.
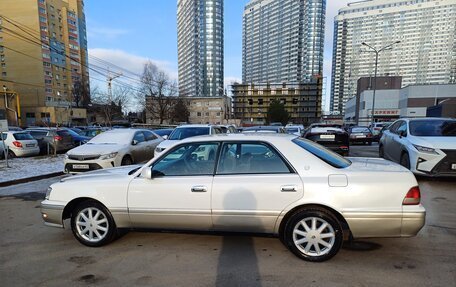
[242, 126, 286, 133]
[26, 128, 75, 154]
[61, 128, 91, 146]
[349, 126, 373, 145]
[303, 124, 349, 156]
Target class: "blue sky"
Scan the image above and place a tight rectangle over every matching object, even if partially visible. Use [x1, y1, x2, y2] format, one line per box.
[85, 0, 351, 109]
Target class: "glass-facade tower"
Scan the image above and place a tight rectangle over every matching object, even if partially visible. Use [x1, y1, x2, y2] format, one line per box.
[242, 0, 326, 84]
[330, 0, 456, 114]
[177, 0, 224, 97]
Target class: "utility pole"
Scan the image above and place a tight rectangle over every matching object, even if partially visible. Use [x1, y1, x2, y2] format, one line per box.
[361, 41, 401, 128]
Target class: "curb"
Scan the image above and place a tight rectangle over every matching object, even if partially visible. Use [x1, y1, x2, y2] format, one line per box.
[0, 172, 64, 188]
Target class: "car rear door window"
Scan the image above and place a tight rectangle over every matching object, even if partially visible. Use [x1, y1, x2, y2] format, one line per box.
[143, 131, 157, 141]
[152, 142, 219, 176]
[217, 142, 292, 174]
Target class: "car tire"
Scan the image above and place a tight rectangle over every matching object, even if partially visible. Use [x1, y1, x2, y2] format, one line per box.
[282, 208, 343, 262]
[379, 145, 384, 158]
[71, 200, 117, 247]
[121, 155, 133, 166]
[400, 152, 411, 169]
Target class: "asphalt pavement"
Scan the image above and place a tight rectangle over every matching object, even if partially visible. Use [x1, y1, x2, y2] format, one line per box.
[0, 144, 455, 287]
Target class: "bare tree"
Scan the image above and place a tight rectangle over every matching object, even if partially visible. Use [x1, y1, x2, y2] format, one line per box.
[72, 79, 90, 108]
[91, 85, 133, 126]
[138, 61, 177, 124]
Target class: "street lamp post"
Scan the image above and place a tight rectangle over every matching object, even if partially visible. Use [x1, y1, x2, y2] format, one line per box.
[361, 41, 400, 127]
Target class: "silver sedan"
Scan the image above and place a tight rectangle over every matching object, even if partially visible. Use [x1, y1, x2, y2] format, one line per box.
[42, 134, 425, 262]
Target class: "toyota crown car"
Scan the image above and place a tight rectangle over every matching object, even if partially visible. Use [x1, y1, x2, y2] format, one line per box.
[42, 134, 425, 262]
[64, 129, 163, 173]
[379, 118, 456, 177]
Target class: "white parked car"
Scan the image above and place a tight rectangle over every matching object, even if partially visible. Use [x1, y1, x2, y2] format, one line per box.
[154, 124, 221, 157]
[42, 134, 425, 262]
[64, 129, 163, 173]
[379, 118, 456, 177]
[0, 131, 40, 157]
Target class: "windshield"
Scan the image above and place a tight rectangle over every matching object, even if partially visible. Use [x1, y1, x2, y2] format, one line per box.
[63, 129, 80, 137]
[286, 128, 299, 133]
[168, 127, 210, 140]
[88, 131, 132, 144]
[292, 138, 351, 168]
[153, 129, 173, 136]
[409, 120, 456, 137]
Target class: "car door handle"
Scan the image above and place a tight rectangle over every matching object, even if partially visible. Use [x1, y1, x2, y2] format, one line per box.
[191, 186, 207, 192]
[281, 185, 297, 192]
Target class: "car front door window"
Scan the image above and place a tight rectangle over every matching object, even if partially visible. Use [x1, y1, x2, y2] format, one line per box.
[152, 143, 219, 176]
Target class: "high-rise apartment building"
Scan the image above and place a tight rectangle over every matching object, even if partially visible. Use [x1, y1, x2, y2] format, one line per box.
[242, 0, 326, 84]
[177, 0, 224, 98]
[0, 0, 89, 125]
[331, 0, 456, 114]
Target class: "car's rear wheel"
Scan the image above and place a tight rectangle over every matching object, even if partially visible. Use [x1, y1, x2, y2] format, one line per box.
[283, 208, 343, 262]
[71, 200, 117, 247]
[121, 155, 133, 166]
[400, 152, 410, 169]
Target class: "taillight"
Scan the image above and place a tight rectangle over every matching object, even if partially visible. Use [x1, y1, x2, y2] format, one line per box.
[54, 135, 63, 141]
[12, 141, 23, 148]
[403, 186, 421, 205]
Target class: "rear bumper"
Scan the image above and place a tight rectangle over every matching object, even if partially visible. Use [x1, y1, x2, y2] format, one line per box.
[11, 147, 40, 157]
[40, 201, 65, 228]
[401, 209, 426, 237]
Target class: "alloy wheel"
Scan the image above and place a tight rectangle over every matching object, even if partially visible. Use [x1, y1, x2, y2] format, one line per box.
[292, 217, 336, 257]
[75, 207, 109, 243]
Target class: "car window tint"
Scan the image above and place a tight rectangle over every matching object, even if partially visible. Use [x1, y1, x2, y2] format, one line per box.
[133, 132, 146, 143]
[13, 132, 34, 140]
[396, 122, 407, 135]
[217, 142, 291, 174]
[0, 133, 6, 140]
[29, 131, 48, 137]
[57, 130, 70, 137]
[143, 131, 157, 141]
[292, 138, 351, 168]
[388, 121, 401, 133]
[152, 143, 219, 176]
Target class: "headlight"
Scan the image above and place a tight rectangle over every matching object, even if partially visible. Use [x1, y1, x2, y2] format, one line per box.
[45, 187, 52, 200]
[99, 152, 118, 160]
[155, 147, 165, 153]
[64, 153, 69, 159]
[413, 145, 438, 155]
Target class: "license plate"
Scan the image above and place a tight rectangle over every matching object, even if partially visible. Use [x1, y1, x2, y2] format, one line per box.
[26, 144, 35, 147]
[320, 134, 335, 139]
[73, 164, 89, 170]
[452, 164, 456, 170]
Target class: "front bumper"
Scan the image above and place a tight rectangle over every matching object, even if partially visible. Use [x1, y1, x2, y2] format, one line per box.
[64, 157, 120, 173]
[411, 149, 456, 177]
[40, 201, 65, 228]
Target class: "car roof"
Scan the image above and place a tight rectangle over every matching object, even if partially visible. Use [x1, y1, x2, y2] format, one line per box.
[176, 133, 296, 144]
[404, 117, 455, 122]
[176, 124, 216, 128]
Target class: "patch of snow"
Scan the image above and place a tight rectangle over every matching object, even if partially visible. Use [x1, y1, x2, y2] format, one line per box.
[0, 155, 64, 183]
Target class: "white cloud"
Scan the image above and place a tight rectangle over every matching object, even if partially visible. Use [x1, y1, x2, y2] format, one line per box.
[88, 48, 178, 82]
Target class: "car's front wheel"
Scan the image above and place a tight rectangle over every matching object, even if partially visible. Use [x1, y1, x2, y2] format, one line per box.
[283, 208, 343, 262]
[71, 200, 117, 247]
[400, 152, 410, 170]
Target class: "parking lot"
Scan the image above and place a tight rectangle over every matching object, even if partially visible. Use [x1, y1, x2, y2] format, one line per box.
[0, 144, 455, 287]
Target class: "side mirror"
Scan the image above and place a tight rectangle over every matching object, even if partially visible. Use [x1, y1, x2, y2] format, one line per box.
[162, 135, 168, 140]
[141, 167, 152, 179]
[399, 130, 407, 137]
[132, 139, 138, 145]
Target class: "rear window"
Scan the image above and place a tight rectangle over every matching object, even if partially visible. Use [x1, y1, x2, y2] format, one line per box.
[351, 127, 370, 133]
[292, 138, 351, 168]
[13, 132, 34, 140]
[409, 120, 456, 137]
